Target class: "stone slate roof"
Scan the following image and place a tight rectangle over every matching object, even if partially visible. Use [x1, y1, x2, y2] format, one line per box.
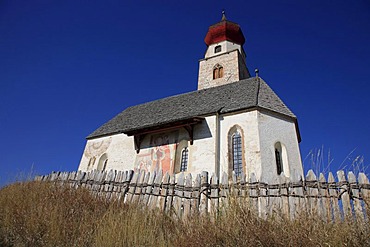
[87, 77, 297, 139]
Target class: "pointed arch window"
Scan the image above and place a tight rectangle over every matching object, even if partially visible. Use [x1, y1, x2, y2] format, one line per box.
[213, 64, 224, 79]
[232, 132, 243, 177]
[228, 126, 245, 178]
[180, 147, 189, 172]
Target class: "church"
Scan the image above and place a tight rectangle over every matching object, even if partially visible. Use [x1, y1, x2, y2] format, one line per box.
[78, 13, 303, 183]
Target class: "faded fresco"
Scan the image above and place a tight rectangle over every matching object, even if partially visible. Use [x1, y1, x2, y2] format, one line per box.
[84, 137, 112, 158]
[135, 131, 178, 174]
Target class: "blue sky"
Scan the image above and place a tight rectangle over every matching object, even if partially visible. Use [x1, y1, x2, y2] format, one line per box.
[1, 0, 369, 186]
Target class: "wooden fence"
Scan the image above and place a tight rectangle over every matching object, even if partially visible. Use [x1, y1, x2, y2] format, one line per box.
[35, 169, 370, 221]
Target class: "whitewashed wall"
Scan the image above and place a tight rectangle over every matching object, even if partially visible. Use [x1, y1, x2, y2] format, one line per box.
[204, 40, 244, 58]
[78, 111, 303, 184]
[78, 134, 136, 172]
[219, 110, 261, 179]
[257, 111, 303, 183]
[78, 116, 217, 175]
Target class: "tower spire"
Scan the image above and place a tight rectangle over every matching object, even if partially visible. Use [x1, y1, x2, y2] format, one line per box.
[221, 10, 227, 21]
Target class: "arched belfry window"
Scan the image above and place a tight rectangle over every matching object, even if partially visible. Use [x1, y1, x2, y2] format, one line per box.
[213, 64, 224, 79]
[228, 125, 245, 178]
[180, 147, 189, 172]
[275, 142, 288, 176]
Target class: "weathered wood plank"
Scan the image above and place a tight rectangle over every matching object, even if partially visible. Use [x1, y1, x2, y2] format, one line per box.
[305, 170, 318, 216]
[249, 173, 258, 213]
[174, 172, 185, 218]
[358, 173, 370, 220]
[210, 174, 219, 217]
[183, 174, 192, 219]
[328, 172, 340, 222]
[149, 170, 163, 209]
[318, 173, 329, 222]
[258, 180, 268, 219]
[159, 172, 170, 211]
[220, 172, 229, 209]
[191, 174, 201, 215]
[337, 170, 352, 220]
[142, 171, 153, 206]
[166, 174, 176, 214]
[200, 171, 209, 214]
[348, 172, 363, 221]
[279, 173, 289, 218]
[126, 170, 139, 203]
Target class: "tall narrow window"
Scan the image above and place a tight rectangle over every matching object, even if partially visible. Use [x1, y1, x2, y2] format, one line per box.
[275, 149, 283, 175]
[232, 132, 243, 177]
[274, 142, 287, 175]
[213, 64, 224, 79]
[180, 147, 189, 172]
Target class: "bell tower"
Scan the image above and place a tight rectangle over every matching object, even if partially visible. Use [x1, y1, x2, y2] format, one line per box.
[198, 12, 250, 90]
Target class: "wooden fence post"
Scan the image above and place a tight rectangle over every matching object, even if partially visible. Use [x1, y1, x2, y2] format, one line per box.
[305, 170, 318, 216]
[192, 174, 201, 215]
[126, 170, 139, 203]
[166, 174, 176, 214]
[183, 174, 193, 219]
[200, 171, 209, 214]
[132, 170, 145, 203]
[123, 170, 134, 203]
[220, 172, 229, 209]
[337, 170, 352, 220]
[142, 171, 153, 206]
[159, 172, 170, 211]
[248, 173, 258, 213]
[258, 180, 268, 219]
[210, 174, 219, 217]
[328, 172, 340, 222]
[348, 172, 363, 221]
[318, 173, 328, 221]
[279, 173, 290, 218]
[358, 173, 369, 220]
[149, 170, 163, 209]
[174, 172, 185, 218]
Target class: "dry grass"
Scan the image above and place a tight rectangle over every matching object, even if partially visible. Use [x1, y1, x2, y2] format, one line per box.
[0, 182, 369, 247]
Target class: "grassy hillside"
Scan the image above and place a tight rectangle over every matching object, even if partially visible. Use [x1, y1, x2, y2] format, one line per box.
[0, 181, 368, 247]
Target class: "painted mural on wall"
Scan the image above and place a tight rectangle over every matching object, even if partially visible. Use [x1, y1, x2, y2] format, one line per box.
[84, 137, 112, 158]
[135, 131, 178, 174]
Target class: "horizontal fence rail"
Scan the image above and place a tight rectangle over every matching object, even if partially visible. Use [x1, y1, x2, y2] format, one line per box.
[35, 169, 370, 221]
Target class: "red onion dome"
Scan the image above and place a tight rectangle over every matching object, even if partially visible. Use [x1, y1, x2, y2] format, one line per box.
[204, 14, 245, 46]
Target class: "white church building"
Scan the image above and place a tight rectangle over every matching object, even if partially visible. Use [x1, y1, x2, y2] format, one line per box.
[78, 14, 303, 183]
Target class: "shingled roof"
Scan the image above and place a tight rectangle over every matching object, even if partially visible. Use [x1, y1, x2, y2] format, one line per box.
[87, 77, 298, 140]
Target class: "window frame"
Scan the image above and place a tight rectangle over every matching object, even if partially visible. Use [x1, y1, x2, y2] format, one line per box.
[228, 125, 245, 178]
[180, 147, 189, 172]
